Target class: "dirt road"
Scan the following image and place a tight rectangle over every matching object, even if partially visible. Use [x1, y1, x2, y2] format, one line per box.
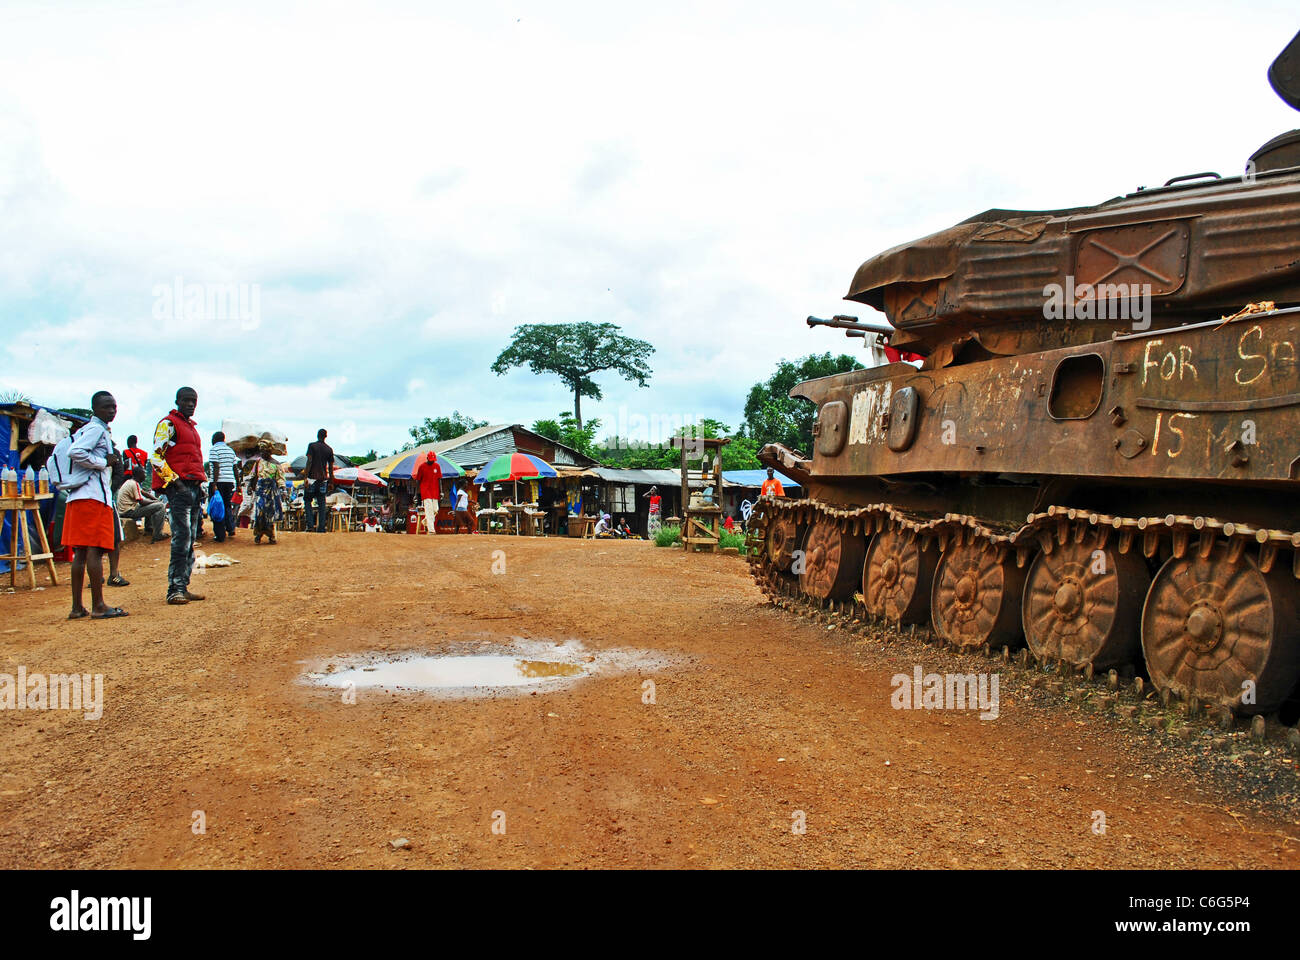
[1, 531, 1296, 868]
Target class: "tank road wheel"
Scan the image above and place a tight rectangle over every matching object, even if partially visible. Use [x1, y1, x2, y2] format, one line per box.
[765, 513, 803, 572]
[1141, 545, 1300, 714]
[799, 519, 866, 601]
[1022, 539, 1150, 670]
[932, 537, 1028, 650]
[863, 527, 939, 625]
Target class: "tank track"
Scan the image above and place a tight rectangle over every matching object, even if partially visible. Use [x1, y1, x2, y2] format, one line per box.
[746, 495, 1300, 732]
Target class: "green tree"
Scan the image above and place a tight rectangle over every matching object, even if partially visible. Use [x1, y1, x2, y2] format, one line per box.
[593, 418, 760, 470]
[741, 353, 864, 453]
[531, 412, 601, 458]
[406, 411, 488, 448]
[491, 322, 654, 430]
[349, 450, 378, 466]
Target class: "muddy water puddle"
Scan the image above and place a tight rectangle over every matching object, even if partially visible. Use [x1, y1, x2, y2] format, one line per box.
[315, 655, 587, 692]
[300, 637, 677, 699]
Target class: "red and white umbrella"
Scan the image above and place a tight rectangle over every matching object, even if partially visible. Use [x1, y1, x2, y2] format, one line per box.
[332, 467, 386, 486]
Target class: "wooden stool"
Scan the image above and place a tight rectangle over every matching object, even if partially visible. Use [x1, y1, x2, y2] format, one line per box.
[2, 494, 58, 588]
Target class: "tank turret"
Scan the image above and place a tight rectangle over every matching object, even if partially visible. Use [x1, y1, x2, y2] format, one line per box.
[843, 32, 1300, 368]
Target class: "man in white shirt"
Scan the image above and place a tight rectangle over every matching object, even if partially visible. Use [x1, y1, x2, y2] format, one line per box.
[63, 391, 128, 619]
[116, 466, 168, 541]
[205, 430, 242, 543]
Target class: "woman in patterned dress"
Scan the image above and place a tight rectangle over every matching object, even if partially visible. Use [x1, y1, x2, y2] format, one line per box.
[247, 440, 284, 544]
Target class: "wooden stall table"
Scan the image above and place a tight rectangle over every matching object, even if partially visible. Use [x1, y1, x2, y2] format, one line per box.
[2, 493, 58, 589]
[522, 509, 547, 536]
[567, 515, 595, 539]
[504, 503, 536, 535]
[475, 507, 501, 534]
[330, 505, 354, 532]
[683, 504, 722, 553]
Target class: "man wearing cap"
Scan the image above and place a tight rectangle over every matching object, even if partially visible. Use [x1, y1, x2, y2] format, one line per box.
[152, 386, 207, 604]
[414, 452, 442, 535]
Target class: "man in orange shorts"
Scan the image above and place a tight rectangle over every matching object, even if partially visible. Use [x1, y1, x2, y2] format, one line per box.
[64, 390, 128, 619]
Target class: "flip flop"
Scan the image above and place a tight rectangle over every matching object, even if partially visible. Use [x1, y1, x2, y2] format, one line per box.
[91, 607, 129, 619]
[107, 575, 130, 587]
[67, 608, 89, 620]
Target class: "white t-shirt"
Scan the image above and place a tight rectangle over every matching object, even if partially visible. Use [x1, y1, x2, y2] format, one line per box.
[115, 478, 144, 514]
[455, 490, 468, 511]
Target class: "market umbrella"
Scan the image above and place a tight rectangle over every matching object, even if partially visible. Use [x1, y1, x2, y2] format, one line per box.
[380, 451, 466, 480]
[288, 452, 352, 473]
[332, 467, 387, 486]
[474, 453, 558, 532]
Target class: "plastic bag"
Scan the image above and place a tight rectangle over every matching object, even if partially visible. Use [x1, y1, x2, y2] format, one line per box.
[29, 409, 72, 446]
[208, 489, 226, 522]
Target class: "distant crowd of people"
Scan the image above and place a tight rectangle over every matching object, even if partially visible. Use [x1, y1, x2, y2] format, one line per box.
[50, 389, 790, 618]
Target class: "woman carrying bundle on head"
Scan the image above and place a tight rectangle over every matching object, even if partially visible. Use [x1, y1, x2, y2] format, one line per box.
[247, 440, 285, 544]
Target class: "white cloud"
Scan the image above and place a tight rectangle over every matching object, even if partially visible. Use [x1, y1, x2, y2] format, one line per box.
[1, 0, 1296, 454]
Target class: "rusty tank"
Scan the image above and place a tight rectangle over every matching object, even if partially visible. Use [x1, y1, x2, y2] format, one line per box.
[751, 30, 1300, 716]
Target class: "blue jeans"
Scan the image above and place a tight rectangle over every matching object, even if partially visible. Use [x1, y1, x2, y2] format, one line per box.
[305, 480, 329, 532]
[166, 480, 202, 596]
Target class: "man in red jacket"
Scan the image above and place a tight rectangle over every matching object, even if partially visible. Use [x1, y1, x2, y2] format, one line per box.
[414, 452, 442, 535]
[152, 387, 208, 604]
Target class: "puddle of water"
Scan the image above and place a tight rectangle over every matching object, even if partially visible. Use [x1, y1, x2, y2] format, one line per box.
[310, 655, 588, 692]
[300, 636, 686, 700]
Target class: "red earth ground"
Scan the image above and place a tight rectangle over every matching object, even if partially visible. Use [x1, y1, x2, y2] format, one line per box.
[1, 529, 1296, 868]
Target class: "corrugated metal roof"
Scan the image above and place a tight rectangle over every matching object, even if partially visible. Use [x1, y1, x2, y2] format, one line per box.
[362, 423, 598, 473]
[590, 467, 681, 486]
[721, 469, 801, 488]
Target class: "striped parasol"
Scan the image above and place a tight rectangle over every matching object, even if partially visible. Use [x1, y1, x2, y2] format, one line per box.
[474, 453, 558, 532]
[379, 451, 466, 480]
[474, 452, 557, 485]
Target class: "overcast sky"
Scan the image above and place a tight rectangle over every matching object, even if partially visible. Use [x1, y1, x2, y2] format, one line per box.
[2, 0, 1296, 456]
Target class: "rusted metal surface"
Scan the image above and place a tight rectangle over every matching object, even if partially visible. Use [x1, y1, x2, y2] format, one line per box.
[799, 518, 864, 600]
[753, 31, 1300, 714]
[790, 308, 1300, 519]
[862, 525, 936, 625]
[1141, 545, 1300, 712]
[844, 172, 1300, 359]
[1022, 535, 1148, 670]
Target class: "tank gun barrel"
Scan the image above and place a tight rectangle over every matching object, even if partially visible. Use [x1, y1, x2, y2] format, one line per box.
[806, 314, 895, 337]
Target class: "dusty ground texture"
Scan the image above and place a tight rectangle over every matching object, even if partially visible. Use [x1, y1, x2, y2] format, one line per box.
[1, 530, 1297, 869]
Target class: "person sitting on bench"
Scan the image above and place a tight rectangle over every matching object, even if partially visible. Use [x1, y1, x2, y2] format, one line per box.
[116, 465, 169, 542]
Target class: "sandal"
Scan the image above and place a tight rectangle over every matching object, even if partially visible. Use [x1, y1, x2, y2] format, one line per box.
[67, 608, 89, 620]
[107, 574, 130, 587]
[91, 607, 129, 619]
